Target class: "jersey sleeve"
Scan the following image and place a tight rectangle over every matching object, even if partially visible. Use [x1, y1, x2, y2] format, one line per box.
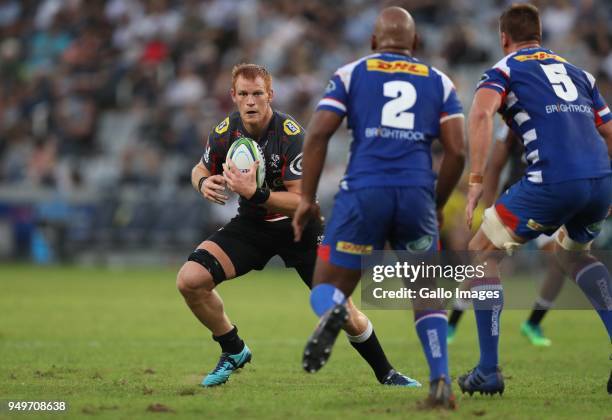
[202, 116, 232, 174]
[315, 74, 348, 118]
[201, 131, 224, 175]
[585, 73, 612, 127]
[476, 67, 510, 99]
[436, 70, 463, 123]
[281, 125, 304, 182]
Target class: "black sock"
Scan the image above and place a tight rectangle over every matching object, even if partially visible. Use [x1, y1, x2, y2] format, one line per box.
[527, 308, 548, 326]
[213, 325, 245, 355]
[348, 327, 393, 383]
[448, 309, 464, 327]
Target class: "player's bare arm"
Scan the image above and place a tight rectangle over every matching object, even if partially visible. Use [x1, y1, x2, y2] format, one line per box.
[466, 88, 502, 228]
[192, 161, 228, 205]
[293, 110, 343, 241]
[435, 115, 465, 213]
[222, 160, 301, 218]
[597, 119, 612, 159]
[481, 130, 515, 208]
[264, 179, 301, 217]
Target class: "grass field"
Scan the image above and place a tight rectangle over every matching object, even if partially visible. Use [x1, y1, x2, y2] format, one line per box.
[1, 264, 610, 419]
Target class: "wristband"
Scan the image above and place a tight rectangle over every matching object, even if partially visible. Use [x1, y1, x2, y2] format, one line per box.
[468, 173, 483, 185]
[197, 176, 208, 192]
[248, 187, 271, 204]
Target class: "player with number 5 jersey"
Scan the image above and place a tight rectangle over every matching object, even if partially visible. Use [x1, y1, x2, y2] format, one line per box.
[293, 7, 466, 409]
[462, 3, 612, 397]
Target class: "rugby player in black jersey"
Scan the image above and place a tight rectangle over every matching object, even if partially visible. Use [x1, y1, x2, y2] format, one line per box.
[176, 63, 420, 388]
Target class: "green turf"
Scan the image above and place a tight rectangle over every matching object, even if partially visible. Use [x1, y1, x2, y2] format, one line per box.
[0, 265, 610, 419]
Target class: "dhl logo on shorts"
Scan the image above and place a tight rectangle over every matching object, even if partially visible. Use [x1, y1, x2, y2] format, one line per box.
[366, 59, 429, 76]
[336, 241, 373, 255]
[526, 219, 557, 232]
[514, 52, 567, 63]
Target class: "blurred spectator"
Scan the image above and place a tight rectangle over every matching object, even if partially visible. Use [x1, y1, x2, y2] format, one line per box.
[0, 0, 610, 257]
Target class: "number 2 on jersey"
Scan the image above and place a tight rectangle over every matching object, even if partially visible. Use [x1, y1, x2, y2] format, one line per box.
[381, 81, 416, 129]
[540, 63, 578, 102]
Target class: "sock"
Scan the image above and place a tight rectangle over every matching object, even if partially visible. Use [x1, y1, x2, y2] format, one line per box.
[212, 325, 245, 355]
[471, 278, 504, 374]
[449, 309, 464, 327]
[415, 310, 449, 383]
[310, 284, 346, 317]
[346, 321, 393, 383]
[527, 297, 553, 326]
[574, 261, 612, 340]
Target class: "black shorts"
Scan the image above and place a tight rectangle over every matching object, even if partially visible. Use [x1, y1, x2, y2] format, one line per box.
[206, 216, 322, 286]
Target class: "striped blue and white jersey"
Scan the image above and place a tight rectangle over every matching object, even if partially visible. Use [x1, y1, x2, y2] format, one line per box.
[317, 52, 463, 190]
[477, 46, 611, 184]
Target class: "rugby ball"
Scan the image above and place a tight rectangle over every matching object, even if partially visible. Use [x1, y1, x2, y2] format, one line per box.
[226, 137, 266, 188]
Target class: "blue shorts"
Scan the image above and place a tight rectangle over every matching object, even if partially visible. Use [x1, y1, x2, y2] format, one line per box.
[319, 187, 438, 270]
[495, 176, 611, 243]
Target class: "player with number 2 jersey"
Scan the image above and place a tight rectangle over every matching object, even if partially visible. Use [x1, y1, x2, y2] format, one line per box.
[293, 7, 466, 409]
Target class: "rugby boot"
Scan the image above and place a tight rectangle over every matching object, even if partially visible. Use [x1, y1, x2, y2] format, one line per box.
[420, 376, 456, 410]
[520, 321, 551, 347]
[458, 366, 504, 396]
[201, 344, 252, 387]
[303, 304, 348, 373]
[446, 324, 457, 345]
[382, 369, 422, 387]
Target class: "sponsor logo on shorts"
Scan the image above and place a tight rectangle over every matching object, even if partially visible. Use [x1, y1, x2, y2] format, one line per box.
[406, 235, 433, 252]
[283, 119, 301, 136]
[586, 221, 603, 234]
[366, 59, 429, 76]
[526, 219, 557, 232]
[513, 52, 567, 62]
[336, 241, 373, 255]
[215, 117, 229, 134]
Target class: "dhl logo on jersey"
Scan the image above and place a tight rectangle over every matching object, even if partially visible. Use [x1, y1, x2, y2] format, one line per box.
[336, 241, 373, 255]
[514, 52, 567, 63]
[366, 59, 429, 76]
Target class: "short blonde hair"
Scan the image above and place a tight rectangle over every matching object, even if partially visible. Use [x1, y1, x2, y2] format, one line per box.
[231, 63, 272, 92]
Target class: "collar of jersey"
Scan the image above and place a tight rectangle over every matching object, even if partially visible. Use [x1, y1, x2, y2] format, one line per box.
[238, 110, 276, 143]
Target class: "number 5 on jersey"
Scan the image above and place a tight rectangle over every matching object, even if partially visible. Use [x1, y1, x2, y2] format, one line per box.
[540, 63, 578, 102]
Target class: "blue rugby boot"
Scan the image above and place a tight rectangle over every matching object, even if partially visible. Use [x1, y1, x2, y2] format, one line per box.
[382, 369, 422, 387]
[202, 345, 252, 387]
[458, 366, 504, 396]
[303, 304, 348, 373]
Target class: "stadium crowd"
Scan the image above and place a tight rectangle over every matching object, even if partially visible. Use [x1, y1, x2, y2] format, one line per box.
[0, 0, 610, 260]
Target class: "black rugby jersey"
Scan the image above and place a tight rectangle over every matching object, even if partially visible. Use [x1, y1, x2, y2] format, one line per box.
[202, 110, 304, 220]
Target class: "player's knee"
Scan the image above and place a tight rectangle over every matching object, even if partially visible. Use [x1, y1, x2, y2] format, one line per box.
[176, 261, 215, 296]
